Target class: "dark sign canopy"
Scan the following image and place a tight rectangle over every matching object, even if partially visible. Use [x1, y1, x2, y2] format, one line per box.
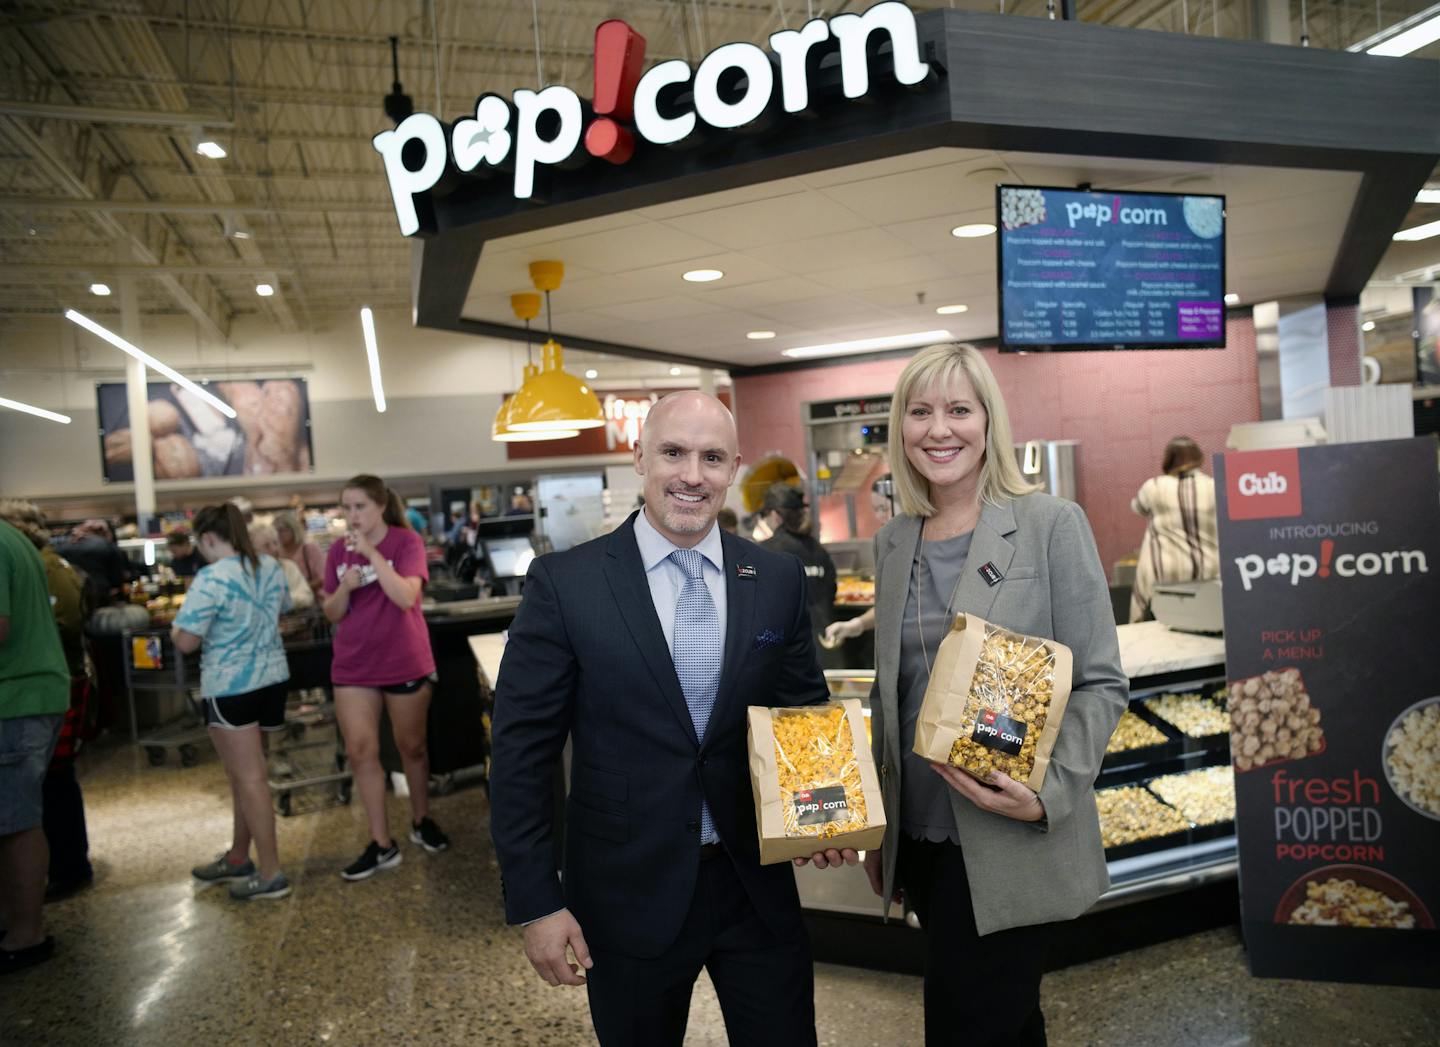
[391, 9, 1439, 373]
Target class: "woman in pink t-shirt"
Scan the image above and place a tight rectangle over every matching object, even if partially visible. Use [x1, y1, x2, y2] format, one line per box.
[323, 474, 448, 881]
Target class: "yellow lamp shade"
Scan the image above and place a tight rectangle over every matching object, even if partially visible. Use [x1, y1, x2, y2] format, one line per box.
[491, 365, 583, 442]
[506, 340, 604, 431]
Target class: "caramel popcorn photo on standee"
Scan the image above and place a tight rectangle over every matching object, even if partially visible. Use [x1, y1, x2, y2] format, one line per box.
[946, 626, 1056, 784]
[772, 705, 869, 840]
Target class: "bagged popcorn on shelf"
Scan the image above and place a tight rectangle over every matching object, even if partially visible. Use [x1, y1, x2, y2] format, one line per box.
[747, 699, 885, 865]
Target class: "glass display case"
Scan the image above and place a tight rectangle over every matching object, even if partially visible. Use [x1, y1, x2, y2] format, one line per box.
[797, 642, 1236, 918]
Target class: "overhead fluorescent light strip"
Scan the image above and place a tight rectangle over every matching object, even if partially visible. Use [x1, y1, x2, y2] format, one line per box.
[63, 309, 237, 418]
[1349, 4, 1440, 56]
[360, 307, 386, 412]
[0, 396, 72, 424]
[1418, 188, 1440, 204]
[782, 329, 952, 360]
[1393, 219, 1440, 242]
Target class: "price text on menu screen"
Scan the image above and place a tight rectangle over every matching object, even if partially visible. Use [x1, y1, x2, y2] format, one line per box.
[998, 187, 1225, 348]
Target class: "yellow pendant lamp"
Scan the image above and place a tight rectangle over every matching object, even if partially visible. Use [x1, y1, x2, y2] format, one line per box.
[491, 291, 581, 442]
[504, 261, 604, 433]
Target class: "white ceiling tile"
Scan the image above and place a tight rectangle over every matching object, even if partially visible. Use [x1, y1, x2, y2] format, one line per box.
[662, 192, 872, 250]
[590, 297, 728, 322]
[816, 159, 1005, 224]
[748, 227, 915, 273]
[633, 177, 812, 220]
[798, 148, 988, 188]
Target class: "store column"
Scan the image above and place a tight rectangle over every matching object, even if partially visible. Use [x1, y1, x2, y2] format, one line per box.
[120, 275, 157, 533]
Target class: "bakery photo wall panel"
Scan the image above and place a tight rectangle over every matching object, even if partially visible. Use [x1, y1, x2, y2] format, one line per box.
[95, 378, 314, 482]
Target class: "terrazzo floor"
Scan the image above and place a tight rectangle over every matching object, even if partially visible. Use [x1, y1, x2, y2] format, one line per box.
[3, 730, 1437, 1047]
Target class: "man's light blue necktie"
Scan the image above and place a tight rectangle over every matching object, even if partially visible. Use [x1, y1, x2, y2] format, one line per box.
[670, 548, 721, 845]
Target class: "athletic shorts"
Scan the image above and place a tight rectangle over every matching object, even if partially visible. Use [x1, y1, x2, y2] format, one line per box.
[0, 713, 62, 835]
[380, 677, 432, 695]
[203, 682, 288, 732]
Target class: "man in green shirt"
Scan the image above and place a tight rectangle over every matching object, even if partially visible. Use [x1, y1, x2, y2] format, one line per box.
[0, 518, 69, 975]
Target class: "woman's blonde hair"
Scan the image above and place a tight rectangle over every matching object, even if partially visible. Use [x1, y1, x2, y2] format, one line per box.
[0, 499, 48, 548]
[888, 343, 1038, 517]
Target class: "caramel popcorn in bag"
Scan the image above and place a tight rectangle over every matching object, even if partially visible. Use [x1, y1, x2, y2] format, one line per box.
[913, 614, 1074, 792]
[748, 700, 886, 864]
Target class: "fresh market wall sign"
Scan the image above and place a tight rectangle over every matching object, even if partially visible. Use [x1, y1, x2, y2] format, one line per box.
[374, 1, 938, 235]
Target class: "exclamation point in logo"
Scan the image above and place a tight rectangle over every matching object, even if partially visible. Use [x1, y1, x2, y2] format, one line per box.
[1318, 539, 1334, 578]
[584, 21, 646, 164]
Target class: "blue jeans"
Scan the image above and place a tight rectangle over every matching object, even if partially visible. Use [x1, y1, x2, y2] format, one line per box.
[0, 714, 63, 836]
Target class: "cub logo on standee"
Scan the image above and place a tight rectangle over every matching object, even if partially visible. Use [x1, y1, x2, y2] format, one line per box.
[1227, 449, 1301, 520]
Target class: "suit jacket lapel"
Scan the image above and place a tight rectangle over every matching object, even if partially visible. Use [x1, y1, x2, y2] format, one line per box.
[709, 529, 756, 749]
[950, 500, 1018, 624]
[877, 515, 922, 716]
[602, 516, 698, 747]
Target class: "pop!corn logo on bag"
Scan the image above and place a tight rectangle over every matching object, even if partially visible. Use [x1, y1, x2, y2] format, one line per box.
[747, 699, 886, 865]
[913, 614, 1075, 792]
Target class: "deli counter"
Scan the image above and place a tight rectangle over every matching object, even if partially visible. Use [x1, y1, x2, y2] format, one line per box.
[795, 620, 1231, 921]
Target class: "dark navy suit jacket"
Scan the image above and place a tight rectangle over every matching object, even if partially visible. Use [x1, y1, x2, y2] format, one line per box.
[489, 511, 828, 958]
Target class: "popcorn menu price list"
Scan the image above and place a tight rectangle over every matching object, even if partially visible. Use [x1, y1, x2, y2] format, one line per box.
[1006, 299, 1172, 344]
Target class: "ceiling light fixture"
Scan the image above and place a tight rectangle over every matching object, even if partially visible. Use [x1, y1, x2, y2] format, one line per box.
[782, 329, 953, 360]
[1417, 188, 1440, 204]
[585, 369, 599, 379]
[64, 309, 236, 418]
[360, 306, 386, 412]
[192, 127, 227, 159]
[746, 330, 776, 340]
[0, 396, 72, 425]
[1362, 320, 1377, 332]
[502, 262, 604, 434]
[669, 366, 683, 376]
[951, 223, 997, 238]
[223, 213, 252, 240]
[682, 268, 724, 282]
[935, 304, 968, 315]
[89, 282, 111, 296]
[255, 283, 275, 297]
[1224, 293, 1241, 305]
[1351, 6, 1440, 57]
[1393, 219, 1440, 242]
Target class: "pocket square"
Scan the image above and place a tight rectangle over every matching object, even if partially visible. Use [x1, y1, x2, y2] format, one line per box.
[753, 629, 784, 650]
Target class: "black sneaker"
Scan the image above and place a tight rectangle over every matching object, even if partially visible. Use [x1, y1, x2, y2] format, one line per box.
[409, 817, 450, 853]
[340, 841, 402, 881]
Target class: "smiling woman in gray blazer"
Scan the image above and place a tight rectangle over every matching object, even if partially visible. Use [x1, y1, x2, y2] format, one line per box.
[864, 343, 1127, 1047]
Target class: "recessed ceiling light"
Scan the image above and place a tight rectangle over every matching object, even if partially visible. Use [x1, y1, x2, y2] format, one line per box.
[585, 369, 598, 379]
[935, 304, 968, 315]
[1362, 320, 1377, 332]
[255, 283, 275, 297]
[1224, 293, 1240, 305]
[747, 330, 776, 340]
[668, 366, 683, 376]
[1394, 219, 1440, 242]
[89, 282, 111, 296]
[682, 268, 724, 283]
[195, 139, 227, 159]
[782, 330, 952, 360]
[951, 223, 996, 239]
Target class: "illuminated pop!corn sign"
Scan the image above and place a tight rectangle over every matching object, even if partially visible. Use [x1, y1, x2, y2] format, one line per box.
[374, 1, 935, 235]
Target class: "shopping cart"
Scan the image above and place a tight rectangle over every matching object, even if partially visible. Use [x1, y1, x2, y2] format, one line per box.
[122, 627, 209, 768]
[268, 610, 354, 816]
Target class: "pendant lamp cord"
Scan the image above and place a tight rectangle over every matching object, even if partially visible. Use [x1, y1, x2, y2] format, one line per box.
[545, 290, 553, 339]
[429, 0, 442, 115]
[1300, 0, 1309, 47]
[530, 0, 544, 86]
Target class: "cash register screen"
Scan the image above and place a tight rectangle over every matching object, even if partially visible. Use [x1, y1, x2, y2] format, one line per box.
[484, 536, 536, 579]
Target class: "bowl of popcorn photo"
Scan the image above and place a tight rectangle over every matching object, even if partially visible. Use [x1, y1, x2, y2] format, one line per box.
[1382, 695, 1440, 822]
[1273, 864, 1434, 930]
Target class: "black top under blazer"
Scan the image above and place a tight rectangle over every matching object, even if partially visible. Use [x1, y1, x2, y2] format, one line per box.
[489, 511, 829, 958]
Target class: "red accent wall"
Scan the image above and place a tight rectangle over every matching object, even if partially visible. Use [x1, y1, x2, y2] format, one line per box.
[1326, 302, 1362, 387]
[733, 316, 1260, 572]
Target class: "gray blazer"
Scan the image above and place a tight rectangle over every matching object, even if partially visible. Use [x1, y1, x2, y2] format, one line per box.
[871, 492, 1128, 935]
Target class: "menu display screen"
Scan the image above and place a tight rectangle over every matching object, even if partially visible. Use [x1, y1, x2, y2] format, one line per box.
[996, 185, 1226, 352]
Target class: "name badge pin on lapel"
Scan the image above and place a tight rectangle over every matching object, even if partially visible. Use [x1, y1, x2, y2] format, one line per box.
[736, 563, 757, 579]
[978, 562, 1003, 587]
